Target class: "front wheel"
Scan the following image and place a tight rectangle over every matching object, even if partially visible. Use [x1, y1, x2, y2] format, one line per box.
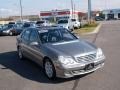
[9, 31, 13, 36]
[18, 47, 24, 60]
[44, 59, 56, 80]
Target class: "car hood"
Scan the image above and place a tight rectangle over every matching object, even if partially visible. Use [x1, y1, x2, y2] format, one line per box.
[45, 40, 97, 57]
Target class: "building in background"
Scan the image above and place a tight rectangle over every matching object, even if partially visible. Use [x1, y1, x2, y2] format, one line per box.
[40, 9, 85, 22]
[102, 9, 120, 20]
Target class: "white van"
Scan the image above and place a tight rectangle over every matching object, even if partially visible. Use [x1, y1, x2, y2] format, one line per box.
[57, 19, 74, 31]
[71, 19, 81, 29]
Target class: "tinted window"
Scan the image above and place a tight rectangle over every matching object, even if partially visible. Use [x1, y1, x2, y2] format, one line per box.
[29, 30, 38, 42]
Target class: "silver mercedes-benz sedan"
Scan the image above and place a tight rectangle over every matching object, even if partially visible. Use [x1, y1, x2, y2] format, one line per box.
[16, 27, 105, 79]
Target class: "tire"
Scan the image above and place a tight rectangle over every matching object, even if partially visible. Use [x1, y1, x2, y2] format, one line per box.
[43, 59, 56, 80]
[18, 47, 24, 60]
[9, 31, 13, 36]
[70, 28, 74, 32]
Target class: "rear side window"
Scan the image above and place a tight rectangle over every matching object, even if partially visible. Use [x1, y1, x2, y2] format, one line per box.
[22, 29, 31, 41]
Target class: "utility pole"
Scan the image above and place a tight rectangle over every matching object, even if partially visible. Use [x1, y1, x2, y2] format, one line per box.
[19, 0, 23, 22]
[88, 0, 91, 23]
[71, 0, 74, 18]
[73, 3, 76, 19]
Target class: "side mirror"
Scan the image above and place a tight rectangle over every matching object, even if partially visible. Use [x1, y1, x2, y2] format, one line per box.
[30, 42, 39, 46]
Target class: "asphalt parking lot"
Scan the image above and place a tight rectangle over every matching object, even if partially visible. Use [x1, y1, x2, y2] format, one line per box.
[0, 20, 120, 90]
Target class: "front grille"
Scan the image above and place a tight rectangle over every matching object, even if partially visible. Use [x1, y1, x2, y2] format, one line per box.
[76, 53, 96, 63]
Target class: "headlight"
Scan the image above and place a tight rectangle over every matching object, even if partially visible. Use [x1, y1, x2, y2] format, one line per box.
[3, 30, 9, 33]
[96, 48, 104, 59]
[58, 56, 76, 65]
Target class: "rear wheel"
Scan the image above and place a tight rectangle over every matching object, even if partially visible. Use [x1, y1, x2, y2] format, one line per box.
[44, 59, 56, 80]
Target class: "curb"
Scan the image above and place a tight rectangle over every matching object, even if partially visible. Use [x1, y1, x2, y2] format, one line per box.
[82, 23, 102, 35]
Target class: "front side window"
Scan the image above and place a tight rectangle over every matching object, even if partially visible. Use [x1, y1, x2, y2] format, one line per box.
[22, 29, 31, 41]
[29, 30, 38, 42]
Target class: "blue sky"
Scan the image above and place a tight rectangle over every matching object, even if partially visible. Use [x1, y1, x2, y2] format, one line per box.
[0, 0, 120, 17]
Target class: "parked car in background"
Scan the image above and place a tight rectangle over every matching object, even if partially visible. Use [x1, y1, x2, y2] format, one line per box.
[0, 24, 15, 36]
[11, 22, 35, 36]
[95, 17, 104, 21]
[0, 22, 35, 36]
[36, 20, 51, 26]
[56, 19, 74, 31]
[71, 19, 81, 29]
[9, 23, 24, 35]
[17, 27, 105, 79]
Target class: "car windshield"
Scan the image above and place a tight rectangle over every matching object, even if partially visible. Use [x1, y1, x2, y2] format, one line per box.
[39, 28, 77, 43]
[58, 20, 68, 24]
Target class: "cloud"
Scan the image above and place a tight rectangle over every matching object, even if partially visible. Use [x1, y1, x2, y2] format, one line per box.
[0, 8, 12, 13]
[0, 8, 19, 17]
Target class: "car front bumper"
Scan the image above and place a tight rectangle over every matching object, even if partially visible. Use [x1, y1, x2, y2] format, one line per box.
[55, 58, 105, 78]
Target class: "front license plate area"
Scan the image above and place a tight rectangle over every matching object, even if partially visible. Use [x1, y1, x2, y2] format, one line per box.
[84, 63, 94, 70]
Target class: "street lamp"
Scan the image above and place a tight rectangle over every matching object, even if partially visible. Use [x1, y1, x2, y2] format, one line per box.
[19, 0, 23, 22]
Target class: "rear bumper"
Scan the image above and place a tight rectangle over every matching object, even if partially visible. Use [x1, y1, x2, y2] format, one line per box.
[55, 58, 105, 78]
[0, 32, 9, 36]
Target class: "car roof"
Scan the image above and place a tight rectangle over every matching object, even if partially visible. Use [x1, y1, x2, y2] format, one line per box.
[29, 26, 66, 31]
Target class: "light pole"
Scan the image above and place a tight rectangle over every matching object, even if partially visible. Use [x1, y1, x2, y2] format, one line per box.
[71, 0, 74, 18]
[19, 0, 23, 22]
[88, 0, 91, 23]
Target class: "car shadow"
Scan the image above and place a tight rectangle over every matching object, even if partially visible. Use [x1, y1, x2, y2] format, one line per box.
[0, 51, 89, 84]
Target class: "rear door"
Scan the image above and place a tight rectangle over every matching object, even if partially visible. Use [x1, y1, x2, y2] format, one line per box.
[20, 29, 31, 58]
